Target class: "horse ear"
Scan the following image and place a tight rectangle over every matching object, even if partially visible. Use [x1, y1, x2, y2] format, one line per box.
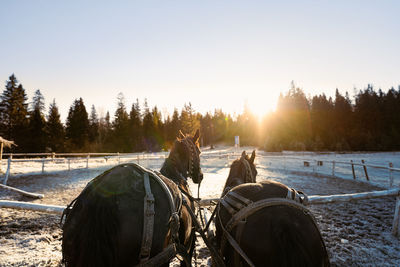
[193, 129, 200, 143]
[179, 130, 185, 139]
[250, 150, 256, 164]
[241, 151, 246, 158]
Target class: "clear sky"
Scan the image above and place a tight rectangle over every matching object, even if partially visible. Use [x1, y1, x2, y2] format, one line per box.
[1, 1, 399, 122]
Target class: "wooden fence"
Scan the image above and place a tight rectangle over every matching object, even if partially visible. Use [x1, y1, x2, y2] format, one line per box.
[1, 150, 400, 237]
[1, 152, 168, 185]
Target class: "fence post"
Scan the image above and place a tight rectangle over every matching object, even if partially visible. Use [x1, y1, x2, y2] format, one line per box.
[392, 195, 400, 237]
[86, 154, 90, 169]
[137, 155, 140, 164]
[332, 161, 335, 177]
[68, 158, 71, 171]
[389, 163, 394, 188]
[351, 160, 356, 179]
[52, 152, 55, 163]
[118, 152, 120, 164]
[3, 157, 11, 185]
[361, 160, 369, 181]
[42, 158, 45, 173]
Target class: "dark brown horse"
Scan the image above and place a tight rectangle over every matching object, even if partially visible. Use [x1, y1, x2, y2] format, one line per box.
[62, 130, 202, 267]
[216, 151, 330, 267]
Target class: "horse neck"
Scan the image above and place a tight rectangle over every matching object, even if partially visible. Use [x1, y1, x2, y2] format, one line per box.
[221, 175, 245, 197]
[160, 157, 188, 189]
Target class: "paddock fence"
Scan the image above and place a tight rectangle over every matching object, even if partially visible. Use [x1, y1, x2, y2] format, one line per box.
[1, 149, 400, 236]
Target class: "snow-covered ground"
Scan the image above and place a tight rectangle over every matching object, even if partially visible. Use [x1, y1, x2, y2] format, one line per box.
[1, 147, 399, 266]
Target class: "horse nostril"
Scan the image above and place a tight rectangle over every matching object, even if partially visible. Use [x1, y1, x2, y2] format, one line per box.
[199, 173, 204, 181]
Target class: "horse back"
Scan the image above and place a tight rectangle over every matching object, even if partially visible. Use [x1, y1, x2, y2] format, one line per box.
[62, 164, 181, 267]
[217, 180, 330, 267]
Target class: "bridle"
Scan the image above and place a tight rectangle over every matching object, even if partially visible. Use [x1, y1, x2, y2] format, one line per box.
[181, 136, 198, 180]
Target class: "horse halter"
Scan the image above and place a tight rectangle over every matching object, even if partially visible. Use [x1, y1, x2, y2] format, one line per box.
[181, 137, 197, 179]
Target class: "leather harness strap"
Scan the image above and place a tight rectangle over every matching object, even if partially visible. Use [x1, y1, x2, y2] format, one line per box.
[132, 163, 182, 265]
[286, 187, 309, 205]
[218, 189, 313, 267]
[139, 172, 155, 262]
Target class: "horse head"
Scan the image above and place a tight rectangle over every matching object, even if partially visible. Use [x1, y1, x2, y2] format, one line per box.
[169, 129, 203, 184]
[222, 150, 257, 196]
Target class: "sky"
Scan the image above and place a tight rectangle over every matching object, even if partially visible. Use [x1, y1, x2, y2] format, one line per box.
[1, 1, 399, 122]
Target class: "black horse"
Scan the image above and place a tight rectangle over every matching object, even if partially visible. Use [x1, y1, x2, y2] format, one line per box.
[216, 151, 330, 267]
[62, 130, 203, 267]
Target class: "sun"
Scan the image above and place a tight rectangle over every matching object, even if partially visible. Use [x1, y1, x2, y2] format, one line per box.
[247, 95, 278, 119]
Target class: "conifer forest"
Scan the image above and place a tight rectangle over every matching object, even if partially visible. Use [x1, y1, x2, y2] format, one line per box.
[1, 74, 400, 153]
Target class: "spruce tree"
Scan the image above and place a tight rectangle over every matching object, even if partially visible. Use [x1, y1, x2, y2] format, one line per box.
[46, 99, 65, 152]
[0, 74, 29, 151]
[310, 94, 334, 150]
[88, 105, 99, 143]
[152, 106, 163, 150]
[28, 89, 47, 152]
[113, 93, 130, 151]
[200, 112, 213, 147]
[181, 102, 200, 135]
[65, 98, 89, 150]
[142, 99, 156, 151]
[98, 111, 112, 152]
[332, 89, 353, 150]
[129, 98, 142, 151]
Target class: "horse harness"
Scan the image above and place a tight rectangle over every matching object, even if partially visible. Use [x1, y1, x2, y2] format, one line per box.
[137, 138, 200, 266]
[217, 188, 310, 267]
[134, 165, 192, 267]
[181, 136, 198, 179]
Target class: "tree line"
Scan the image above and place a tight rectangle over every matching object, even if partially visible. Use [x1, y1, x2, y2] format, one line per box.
[262, 82, 400, 151]
[1, 75, 400, 153]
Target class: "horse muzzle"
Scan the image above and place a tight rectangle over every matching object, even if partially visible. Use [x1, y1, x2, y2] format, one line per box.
[193, 171, 203, 184]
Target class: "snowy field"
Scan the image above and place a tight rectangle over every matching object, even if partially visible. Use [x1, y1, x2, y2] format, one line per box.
[1, 147, 400, 266]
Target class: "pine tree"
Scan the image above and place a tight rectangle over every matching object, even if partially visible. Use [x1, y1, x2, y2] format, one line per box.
[98, 111, 112, 151]
[46, 99, 65, 152]
[272, 83, 311, 150]
[113, 93, 130, 152]
[181, 102, 200, 135]
[200, 112, 213, 147]
[142, 99, 156, 151]
[129, 99, 142, 151]
[332, 89, 353, 150]
[0, 74, 29, 151]
[88, 105, 99, 143]
[169, 108, 181, 140]
[65, 98, 89, 150]
[152, 106, 163, 150]
[310, 94, 334, 150]
[27, 89, 47, 152]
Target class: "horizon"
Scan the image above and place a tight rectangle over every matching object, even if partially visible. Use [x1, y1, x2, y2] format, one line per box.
[1, 1, 399, 122]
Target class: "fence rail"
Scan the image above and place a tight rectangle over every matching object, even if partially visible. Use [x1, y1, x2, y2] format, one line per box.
[1, 152, 170, 185]
[198, 188, 400, 237]
[1, 149, 400, 237]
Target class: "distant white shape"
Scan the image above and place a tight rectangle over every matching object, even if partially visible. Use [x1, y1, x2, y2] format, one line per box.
[235, 136, 240, 147]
